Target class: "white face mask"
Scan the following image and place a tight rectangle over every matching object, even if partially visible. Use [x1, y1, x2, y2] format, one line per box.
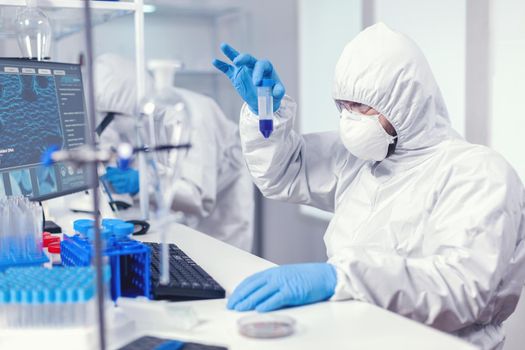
[339, 109, 397, 161]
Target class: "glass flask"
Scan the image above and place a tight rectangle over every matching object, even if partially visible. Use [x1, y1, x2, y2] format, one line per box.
[15, 0, 52, 60]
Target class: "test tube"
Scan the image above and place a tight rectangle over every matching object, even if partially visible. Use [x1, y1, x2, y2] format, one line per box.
[32, 203, 43, 257]
[48, 242, 61, 266]
[257, 79, 275, 139]
[160, 233, 169, 285]
[3, 199, 13, 260]
[43, 234, 60, 267]
[13, 198, 26, 258]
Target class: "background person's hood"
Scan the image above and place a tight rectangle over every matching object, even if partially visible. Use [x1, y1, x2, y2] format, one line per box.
[333, 22, 456, 153]
[94, 53, 152, 117]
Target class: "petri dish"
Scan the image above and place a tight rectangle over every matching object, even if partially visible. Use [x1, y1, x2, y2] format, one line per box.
[237, 314, 296, 339]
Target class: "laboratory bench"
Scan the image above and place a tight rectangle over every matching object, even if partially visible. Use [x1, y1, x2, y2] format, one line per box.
[40, 198, 478, 350]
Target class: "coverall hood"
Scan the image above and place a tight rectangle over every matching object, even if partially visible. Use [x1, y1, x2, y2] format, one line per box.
[95, 53, 157, 117]
[333, 22, 454, 152]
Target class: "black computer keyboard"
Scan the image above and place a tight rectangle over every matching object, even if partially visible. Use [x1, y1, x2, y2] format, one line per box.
[145, 242, 226, 301]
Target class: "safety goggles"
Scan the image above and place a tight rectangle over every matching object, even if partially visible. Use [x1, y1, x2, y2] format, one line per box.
[334, 100, 374, 114]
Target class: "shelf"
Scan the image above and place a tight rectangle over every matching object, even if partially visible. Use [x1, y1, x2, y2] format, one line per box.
[149, 0, 242, 18]
[0, 0, 136, 11]
[0, 1, 137, 40]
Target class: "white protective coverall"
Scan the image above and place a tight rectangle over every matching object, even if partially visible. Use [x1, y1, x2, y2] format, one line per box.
[239, 23, 525, 349]
[95, 54, 254, 251]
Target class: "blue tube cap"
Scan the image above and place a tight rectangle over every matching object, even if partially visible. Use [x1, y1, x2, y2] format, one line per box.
[73, 219, 95, 235]
[113, 223, 134, 239]
[102, 218, 125, 231]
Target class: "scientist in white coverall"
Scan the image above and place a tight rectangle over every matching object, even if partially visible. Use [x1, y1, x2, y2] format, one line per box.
[95, 54, 254, 251]
[213, 23, 525, 349]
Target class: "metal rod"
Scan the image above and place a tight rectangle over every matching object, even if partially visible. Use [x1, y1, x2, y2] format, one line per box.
[133, 143, 192, 154]
[82, 1, 106, 349]
[134, 0, 148, 221]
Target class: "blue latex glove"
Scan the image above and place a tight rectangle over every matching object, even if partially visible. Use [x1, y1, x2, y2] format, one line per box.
[227, 263, 337, 312]
[212, 43, 286, 113]
[102, 167, 139, 195]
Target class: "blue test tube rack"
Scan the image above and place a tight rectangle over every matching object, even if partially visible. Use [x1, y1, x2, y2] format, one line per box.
[0, 266, 101, 328]
[60, 221, 150, 301]
[0, 250, 49, 272]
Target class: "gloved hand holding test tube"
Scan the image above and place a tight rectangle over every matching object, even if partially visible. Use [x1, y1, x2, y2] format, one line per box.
[212, 43, 286, 139]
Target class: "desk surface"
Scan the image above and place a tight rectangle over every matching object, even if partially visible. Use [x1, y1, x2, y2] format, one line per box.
[46, 198, 477, 350]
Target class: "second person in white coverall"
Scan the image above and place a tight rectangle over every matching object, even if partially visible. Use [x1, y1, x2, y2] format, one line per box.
[213, 23, 525, 350]
[95, 54, 254, 251]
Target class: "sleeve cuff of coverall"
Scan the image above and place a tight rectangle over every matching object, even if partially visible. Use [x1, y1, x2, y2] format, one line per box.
[329, 263, 359, 302]
[240, 95, 297, 126]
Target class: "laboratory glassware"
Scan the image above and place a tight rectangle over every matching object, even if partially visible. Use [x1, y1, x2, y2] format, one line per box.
[15, 0, 52, 61]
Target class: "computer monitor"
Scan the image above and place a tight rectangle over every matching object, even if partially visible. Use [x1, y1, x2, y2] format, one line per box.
[0, 58, 91, 201]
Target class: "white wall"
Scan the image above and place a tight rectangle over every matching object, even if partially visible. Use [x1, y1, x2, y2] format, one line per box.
[491, 0, 525, 180]
[490, 1, 525, 349]
[297, 0, 363, 221]
[375, 0, 466, 135]
[297, 0, 355, 222]
[299, 0, 363, 134]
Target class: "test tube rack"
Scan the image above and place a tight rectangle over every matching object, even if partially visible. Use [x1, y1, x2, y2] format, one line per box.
[60, 234, 150, 301]
[0, 251, 49, 272]
[0, 266, 98, 328]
